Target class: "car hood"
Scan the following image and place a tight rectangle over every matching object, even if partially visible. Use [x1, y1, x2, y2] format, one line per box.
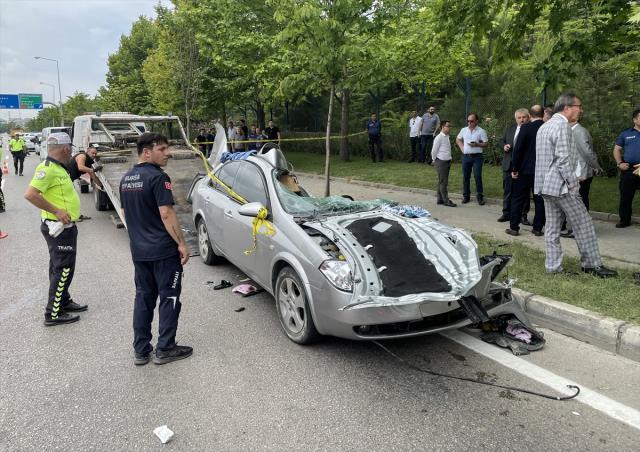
[304, 210, 501, 308]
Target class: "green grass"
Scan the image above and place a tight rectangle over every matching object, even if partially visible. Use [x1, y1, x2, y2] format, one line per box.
[473, 234, 640, 324]
[285, 151, 640, 215]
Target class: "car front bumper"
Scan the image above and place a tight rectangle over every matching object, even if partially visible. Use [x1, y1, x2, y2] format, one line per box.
[309, 280, 528, 340]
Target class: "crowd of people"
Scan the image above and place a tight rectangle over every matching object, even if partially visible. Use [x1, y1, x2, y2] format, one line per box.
[194, 119, 282, 157]
[398, 96, 640, 278]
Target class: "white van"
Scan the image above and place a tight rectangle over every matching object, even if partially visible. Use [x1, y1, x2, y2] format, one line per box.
[40, 126, 71, 160]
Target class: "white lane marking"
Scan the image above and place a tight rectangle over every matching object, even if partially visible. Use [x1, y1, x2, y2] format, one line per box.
[441, 329, 640, 431]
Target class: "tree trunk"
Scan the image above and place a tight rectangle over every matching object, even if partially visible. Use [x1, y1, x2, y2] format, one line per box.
[324, 86, 334, 197]
[339, 88, 350, 162]
[185, 96, 191, 142]
[256, 101, 265, 129]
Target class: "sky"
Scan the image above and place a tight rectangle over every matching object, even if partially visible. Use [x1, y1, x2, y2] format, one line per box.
[0, 0, 169, 121]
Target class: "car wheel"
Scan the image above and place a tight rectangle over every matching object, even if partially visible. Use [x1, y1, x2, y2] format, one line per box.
[197, 218, 222, 265]
[275, 267, 320, 344]
[94, 186, 112, 211]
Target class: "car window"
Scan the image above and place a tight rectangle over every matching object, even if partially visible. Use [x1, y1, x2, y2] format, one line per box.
[233, 162, 269, 207]
[213, 161, 241, 194]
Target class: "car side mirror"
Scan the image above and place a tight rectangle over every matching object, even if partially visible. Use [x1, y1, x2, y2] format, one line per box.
[238, 202, 265, 218]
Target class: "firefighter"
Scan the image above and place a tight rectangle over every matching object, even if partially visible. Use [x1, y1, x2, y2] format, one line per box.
[119, 132, 192, 365]
[24, 132, 88, 326]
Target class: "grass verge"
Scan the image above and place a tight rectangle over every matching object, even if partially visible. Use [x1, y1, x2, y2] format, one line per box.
[285, 151, 639, 215]
[473, 233, 640, 324]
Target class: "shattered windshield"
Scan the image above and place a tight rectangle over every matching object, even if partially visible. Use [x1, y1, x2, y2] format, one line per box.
[272, 170, 393, 217]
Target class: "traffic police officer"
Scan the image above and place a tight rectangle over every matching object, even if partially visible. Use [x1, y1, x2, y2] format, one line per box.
[24, 132, 88, 326]
[120, 132, 192, 366]
[9, 133, 26, 176]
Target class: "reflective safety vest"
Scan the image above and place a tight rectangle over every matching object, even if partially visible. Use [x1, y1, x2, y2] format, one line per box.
[9, 138, 26, 152]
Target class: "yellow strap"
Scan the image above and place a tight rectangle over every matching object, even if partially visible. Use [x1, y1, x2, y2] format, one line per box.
[244, 207, 276, 255]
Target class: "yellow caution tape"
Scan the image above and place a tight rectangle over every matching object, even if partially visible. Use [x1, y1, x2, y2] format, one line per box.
[191, 130, 366, 146]
[191, 144, 276, 254]
[244, 206, 276, 255]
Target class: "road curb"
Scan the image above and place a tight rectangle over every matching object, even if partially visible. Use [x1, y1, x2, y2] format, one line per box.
[298, 172, 640, 224]
[511, 288, 639, 363]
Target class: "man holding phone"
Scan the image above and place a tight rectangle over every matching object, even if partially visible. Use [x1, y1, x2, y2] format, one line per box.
[456, 113, 488, 205]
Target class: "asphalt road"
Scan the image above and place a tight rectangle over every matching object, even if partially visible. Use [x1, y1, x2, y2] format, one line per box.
[1, 155, 639, 451]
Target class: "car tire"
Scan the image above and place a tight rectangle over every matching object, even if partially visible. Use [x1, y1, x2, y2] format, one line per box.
[94, 186, 111, 211]
[197, 218, 223, 265]
[275, 267, 320, 344]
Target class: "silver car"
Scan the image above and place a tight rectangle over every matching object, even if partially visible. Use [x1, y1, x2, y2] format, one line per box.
[189, 146, 532, 344]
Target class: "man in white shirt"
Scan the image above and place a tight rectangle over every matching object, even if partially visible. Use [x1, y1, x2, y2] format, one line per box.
[455, 113, 489, 205]
[408, 110, 423, 163]
[431, 120, 456, 207]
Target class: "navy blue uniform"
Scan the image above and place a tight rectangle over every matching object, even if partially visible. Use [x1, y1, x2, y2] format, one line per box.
[120, 163, 182, 355]
[366, 119, 383, 162]
[616, 127, 640, 225]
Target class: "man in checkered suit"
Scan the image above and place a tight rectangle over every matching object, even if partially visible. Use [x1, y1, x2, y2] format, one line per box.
[534, 93, 617, 278]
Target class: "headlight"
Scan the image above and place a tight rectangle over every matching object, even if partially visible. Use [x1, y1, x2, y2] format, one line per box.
[319, 260, 353, 292]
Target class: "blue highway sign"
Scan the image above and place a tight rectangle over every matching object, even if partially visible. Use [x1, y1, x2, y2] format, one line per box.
[0, 94, 20, 109]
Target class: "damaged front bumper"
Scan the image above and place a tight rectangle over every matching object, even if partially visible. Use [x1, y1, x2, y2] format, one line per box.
[309, 255, 530, 340]
[313, 283, 529, 340]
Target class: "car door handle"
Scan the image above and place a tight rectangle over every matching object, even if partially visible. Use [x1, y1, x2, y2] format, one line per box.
[224, 210, 233, 218]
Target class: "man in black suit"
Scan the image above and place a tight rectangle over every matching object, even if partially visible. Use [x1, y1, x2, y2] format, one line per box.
[498, 108, 530, 223]
[506, 105, 546, 236]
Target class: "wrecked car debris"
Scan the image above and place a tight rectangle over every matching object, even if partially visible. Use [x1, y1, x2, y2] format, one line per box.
[480, 316, 546, 355]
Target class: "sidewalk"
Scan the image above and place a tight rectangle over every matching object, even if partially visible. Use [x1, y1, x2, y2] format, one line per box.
[298, 172, 640, 270]
[298, 173, 640, 362]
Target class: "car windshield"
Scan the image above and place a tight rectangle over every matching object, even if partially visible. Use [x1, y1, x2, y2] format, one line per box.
[272, 170, 392, 217]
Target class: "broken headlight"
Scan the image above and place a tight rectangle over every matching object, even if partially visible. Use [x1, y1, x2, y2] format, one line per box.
[319, 259, 353, 292]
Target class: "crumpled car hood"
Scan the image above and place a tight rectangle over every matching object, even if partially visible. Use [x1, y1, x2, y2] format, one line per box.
[304, 210, 498, 307]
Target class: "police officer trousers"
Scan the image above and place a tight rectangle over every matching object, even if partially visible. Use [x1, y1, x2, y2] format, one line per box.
[40, 222, 77, 318]
[12, 151, 25, 175]
[132, 254, 183, 355]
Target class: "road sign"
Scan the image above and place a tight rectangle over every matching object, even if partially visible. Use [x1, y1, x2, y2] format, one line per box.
[19, 93, 44, 109]
[0, 94, 20, 109]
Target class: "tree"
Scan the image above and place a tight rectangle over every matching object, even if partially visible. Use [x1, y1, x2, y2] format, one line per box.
[179, 0, 280, 127]
[143, 5, 206, 139]
[100, 16, 159, 114]
[270, 0, 402, 194]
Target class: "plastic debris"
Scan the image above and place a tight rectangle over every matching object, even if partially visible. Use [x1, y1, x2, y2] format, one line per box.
[153, 425, 174, 444]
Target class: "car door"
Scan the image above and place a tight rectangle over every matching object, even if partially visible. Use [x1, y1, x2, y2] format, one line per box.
[222, 161, 272, 287]
[202, 161, 241, 256]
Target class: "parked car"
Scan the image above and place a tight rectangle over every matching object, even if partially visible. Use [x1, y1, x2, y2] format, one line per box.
[189, 146, 531, 344]
[22, 133, 37, 152]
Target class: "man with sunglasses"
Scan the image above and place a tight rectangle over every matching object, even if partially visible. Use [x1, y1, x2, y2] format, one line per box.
[456, 113, 488, 205]
[535, 93, 616, 278]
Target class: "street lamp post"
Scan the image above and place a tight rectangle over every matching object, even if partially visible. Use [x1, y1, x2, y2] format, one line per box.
[34, 56, 64, 126]
[40, 82, 56, 126]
